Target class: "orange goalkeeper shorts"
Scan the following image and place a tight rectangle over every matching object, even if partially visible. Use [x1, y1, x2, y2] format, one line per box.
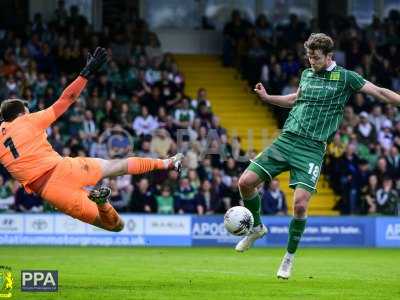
[39, 157, 103, 224]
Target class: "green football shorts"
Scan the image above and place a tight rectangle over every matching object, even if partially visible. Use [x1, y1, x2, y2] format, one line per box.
[247, 131, 327, 193]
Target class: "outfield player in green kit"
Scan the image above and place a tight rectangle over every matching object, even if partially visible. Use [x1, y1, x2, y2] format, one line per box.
[235, 33, 400, 279]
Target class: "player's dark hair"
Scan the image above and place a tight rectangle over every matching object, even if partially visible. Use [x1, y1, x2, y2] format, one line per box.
[304, 33, 334, 55]
[0, 99, 27, 122]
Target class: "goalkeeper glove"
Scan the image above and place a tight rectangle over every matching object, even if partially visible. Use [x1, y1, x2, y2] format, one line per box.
[80, 47, 108, 79]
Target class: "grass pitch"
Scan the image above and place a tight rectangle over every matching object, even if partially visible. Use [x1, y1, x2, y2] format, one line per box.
[2, 246, 400, 300]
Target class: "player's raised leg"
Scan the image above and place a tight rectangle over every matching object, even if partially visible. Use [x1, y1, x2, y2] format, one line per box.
[88, 186, 124, 231]
[235, 139, 290, 252]
[95, 153, 183, 178]
[235, 169, 268, 252]
[277, 187, 311, 279]
[84, 153, 183, 231]
[41, 182, 124, 232]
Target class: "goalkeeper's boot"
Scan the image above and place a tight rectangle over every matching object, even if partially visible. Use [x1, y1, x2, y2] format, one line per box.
[88, 186, 112, 205]
[235, 224, 267, 252]
[277, 252, 294, 279]
[165, 153, 184, 173]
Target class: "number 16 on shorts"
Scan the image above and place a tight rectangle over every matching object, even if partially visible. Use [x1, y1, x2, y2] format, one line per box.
[308, 163, 320, 183]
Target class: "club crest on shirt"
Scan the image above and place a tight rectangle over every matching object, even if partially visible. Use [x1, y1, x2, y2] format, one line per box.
[329, 71, 340, 81]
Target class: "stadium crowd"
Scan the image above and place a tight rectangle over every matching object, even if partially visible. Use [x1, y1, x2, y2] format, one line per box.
[0, 4, 260, 216]
[223, 9, 400, 215]
[0, 4, 399, 216]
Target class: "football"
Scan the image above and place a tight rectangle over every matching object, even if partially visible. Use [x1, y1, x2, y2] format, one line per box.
[224, 206, 254, 236]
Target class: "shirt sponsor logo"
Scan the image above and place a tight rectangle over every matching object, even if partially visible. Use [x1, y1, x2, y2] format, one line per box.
[330, 71, 340, 80]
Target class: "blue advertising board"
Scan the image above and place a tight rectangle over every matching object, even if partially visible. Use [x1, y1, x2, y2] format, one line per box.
[0, 214, 192, 246]
[375, 217, 400, 247]
[265, 217, 375, 247]
[0, 214, 396, 247]
[192, 216, 375, 247]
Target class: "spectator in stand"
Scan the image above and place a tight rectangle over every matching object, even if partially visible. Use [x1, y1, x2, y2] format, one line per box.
[129, 178, 157, 213]
[223, 176, 241, 208]
[135, 140, 158, 159]
[150, 128, 174, 158]
[326, 132, 346, 192]
[261, 179, 287, 215]
[338, 143, 360, 214]
[361, 174, 379, 214]
[156, 185, 175, 214]
[377, 119, 394, 151]
[154, 70, 176, 104]
[174, 98, 195, 129]
[191, 88, 211, 110]
[196, 179, 223, 214]
[132, 105, 159, 137]
[175, 177, 203, 214]
[107, 178, 125, 211]
[374, 157, 392, 186]
[376, 176, 399, 215]
[282, 76, 299, 96]
[222, 10, 251, 67]
[14, 185, 43, 212]
[343, 106, 359, 128]
[369, 105, 389, 132]
[0, 176, 14, 212]
[351, 93, 371, 114]
[386, 146, 400, 179]
[82, 110, 97, 141]
[356, 111, 377, 146]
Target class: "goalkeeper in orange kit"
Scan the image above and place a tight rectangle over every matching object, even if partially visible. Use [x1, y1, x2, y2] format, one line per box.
[0, 47, 183, 231]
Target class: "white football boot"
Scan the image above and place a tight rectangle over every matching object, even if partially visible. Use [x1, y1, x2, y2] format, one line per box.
[277, 252, 294, 279]
[235, 224, 267, 252]
[165, 153, 184, 172]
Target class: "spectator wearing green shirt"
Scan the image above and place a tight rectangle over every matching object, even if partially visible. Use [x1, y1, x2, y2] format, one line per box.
[0, 176, 14, 212]
[156, 185, 174, 214]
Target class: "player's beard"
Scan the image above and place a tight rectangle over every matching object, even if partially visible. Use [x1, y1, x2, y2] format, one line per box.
[311, 64, 324, 72]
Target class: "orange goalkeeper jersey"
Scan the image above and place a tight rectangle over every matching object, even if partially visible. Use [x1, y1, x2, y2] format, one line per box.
[0, 76, 87, 192]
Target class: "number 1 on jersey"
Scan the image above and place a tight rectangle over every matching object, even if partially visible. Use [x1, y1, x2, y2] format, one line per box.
[4, 137, 19, 159]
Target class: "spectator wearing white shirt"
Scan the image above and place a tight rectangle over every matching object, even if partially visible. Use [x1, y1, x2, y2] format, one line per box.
[133, 106, 159, 137]
[145, 57, 162, 85]
[378, 119, 394, 151]
[191, 88, 211, 109]
[369, 105, 389, 132]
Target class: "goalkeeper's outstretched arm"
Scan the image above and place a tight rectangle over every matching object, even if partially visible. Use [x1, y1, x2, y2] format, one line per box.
[29, 47, 108, 130]
[254, 82, 297, 108]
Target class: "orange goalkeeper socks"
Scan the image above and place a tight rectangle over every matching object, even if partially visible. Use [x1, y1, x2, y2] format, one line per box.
[127, 157, 168, 174]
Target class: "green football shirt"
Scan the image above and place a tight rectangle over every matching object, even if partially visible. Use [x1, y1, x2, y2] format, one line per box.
[283, 63, 366, 142]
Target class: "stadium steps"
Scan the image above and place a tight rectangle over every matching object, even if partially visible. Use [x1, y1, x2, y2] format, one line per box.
[175, 54, 339, 216]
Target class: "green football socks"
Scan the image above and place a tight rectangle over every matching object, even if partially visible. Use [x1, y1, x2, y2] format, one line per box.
[243, 192, 262, 227]
[287, 218, 307, 254]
